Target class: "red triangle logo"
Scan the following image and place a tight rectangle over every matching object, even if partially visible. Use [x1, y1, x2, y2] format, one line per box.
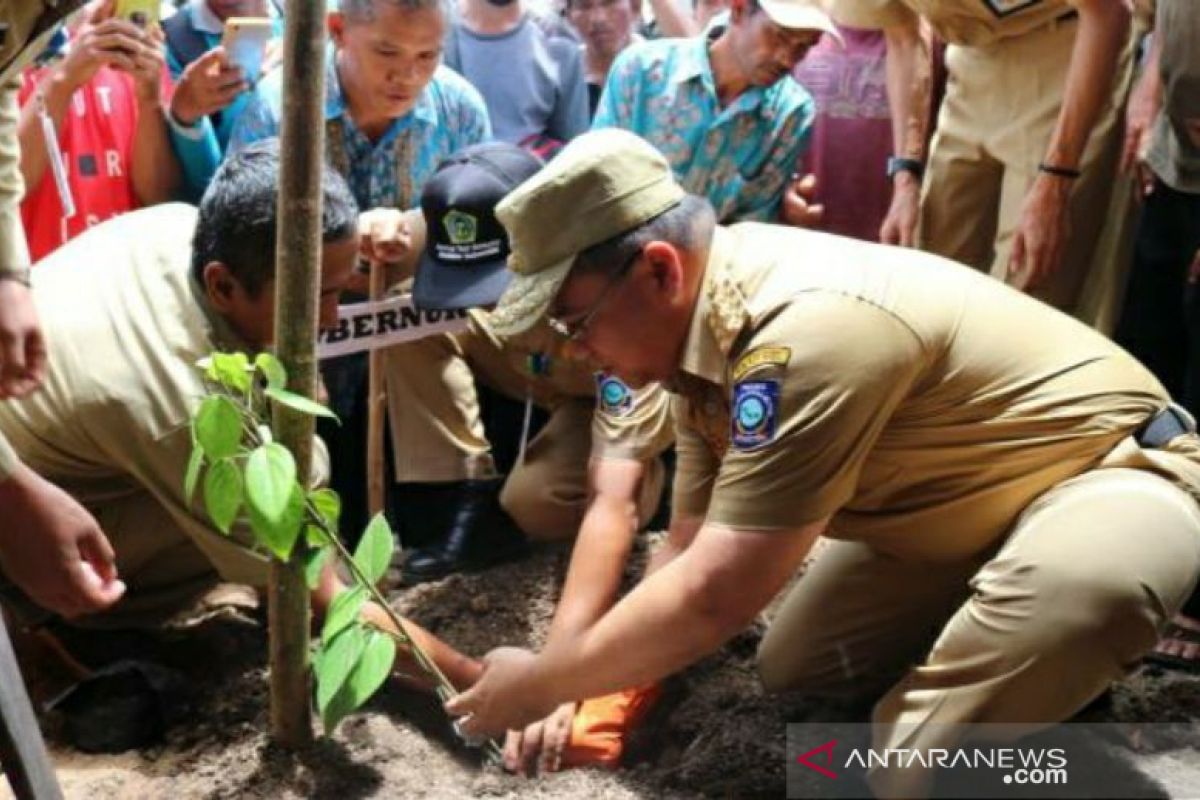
[797, 739, 838, 779]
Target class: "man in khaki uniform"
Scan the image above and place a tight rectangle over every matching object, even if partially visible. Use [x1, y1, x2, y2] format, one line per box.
[447, 130, 1200, 796]
[386, 142, 673, 583]
[838, 0, 1133, 320]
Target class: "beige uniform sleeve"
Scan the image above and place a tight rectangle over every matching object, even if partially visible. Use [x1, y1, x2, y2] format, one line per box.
[706, 294, 926, 531]
[590, 375, 675, 462]
[0, 80, 30, 273]
[0, 428, 18, 481]
[670, 392, 722, 520]
[829, 0, 919, 30]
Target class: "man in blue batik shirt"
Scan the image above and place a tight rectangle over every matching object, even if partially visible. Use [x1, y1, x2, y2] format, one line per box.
[593, 0, 837, 225]
[229, 0, 492, 540]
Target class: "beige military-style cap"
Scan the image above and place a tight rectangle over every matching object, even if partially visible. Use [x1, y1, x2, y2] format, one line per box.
[759, 0, 842, 41]
[488, 129, 686, 338]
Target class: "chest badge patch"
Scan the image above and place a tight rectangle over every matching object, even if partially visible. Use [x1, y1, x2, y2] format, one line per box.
[731, 379, 780, 450]
[597, 373, 634, 417]
[732, 346, 791, 382]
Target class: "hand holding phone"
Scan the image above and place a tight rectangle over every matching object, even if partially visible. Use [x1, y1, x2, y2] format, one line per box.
[220, 17, 273, 86]
[115, 0, 160, 29]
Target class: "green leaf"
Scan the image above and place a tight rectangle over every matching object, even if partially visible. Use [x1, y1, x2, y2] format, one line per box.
[316, 624, 367, 725]
[192, 396, 244, 460]
[321, 681, 358, 735]
[305, 524, 330, 548]
[353, 513, 393, 586]
[203, 458, 243, 535]
[254, 353, 287, 390]
[321, 585, 366, 644]
[303, 545, 329, 590]
[184, 444, 204, 501]
[345, 629, 396, 709]
[248, 483, 305, 560]
[308, 488, 341, 531]
[244, 443, 297, 522]
[206, 352, 252, 394]
[265, 387, 339, 422]
[256, 424, 273, 444]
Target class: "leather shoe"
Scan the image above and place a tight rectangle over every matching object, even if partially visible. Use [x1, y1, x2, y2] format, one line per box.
[401, 478, 529, 584]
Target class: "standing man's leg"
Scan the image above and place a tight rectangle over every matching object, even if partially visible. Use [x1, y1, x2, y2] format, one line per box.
[866, 467, 1200, 798]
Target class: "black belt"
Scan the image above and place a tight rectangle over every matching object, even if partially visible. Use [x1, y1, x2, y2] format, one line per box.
[1135, 403, 1197, 449]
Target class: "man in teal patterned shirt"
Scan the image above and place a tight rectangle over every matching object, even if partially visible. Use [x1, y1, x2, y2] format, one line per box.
[228, 0, 492, 538]
[592, 0, 835, 225]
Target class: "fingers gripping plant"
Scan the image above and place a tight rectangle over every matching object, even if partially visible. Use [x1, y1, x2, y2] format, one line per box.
[184, 351, 464, 734]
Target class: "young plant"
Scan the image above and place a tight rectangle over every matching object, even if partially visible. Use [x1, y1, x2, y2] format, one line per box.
[185, 352, 494, 751]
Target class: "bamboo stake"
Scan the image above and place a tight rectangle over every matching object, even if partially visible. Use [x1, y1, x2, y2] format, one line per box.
[268, 0, 327, 748]
[366, 259, 387, 519]
[0, 615, 62, 800]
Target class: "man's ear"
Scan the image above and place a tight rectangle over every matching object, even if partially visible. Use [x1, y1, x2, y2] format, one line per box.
[642, 240, 685, 300]
[202, 262, 240, 312]
[327, 11, 347, 47]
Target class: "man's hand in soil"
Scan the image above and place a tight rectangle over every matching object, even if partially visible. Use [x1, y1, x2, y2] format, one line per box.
[170, 47, 246, 127]
[446, 646, 558, 738]
[0, 465, 125, 617]
[503, 701, 578, 776]
[0, 280, 47, 398]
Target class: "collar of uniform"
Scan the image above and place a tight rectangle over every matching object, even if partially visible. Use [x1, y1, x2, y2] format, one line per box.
[325, 50, 439, 128]
[188, 0, 225, 36]
[672, 225, 747, 389]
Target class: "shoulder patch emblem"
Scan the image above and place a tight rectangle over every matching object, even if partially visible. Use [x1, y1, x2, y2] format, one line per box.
[597, 373, 634, 417]
[731, 379, 779, 451]
[732, 346, 791, 382]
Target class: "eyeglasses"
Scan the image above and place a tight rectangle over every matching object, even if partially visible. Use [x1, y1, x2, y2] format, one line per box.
[546, 248, 641, 343]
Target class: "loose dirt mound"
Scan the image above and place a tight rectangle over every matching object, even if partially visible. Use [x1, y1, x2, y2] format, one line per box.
[12, 536, 1200, 799]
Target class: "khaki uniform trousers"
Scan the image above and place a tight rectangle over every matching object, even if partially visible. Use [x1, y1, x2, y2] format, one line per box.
[918, 17, 1134, 319]
[757, 466, 1200, 798]
[385, 330, 664, 541]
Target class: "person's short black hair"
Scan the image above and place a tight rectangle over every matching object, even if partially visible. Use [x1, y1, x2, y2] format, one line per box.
[191, 138, 359, 297]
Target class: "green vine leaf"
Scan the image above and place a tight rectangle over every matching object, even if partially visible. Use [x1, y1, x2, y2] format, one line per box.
[245, 443, 297, 522]
[265, 387, 339, 422]
[248, 483, 305, 560]
[203, 458, 243, 535]
[316, 624, 367, 728]
[305, 524, 330, 548]
[303, 545, 329, 591]
[308, 488, 341, 532]
[346, 629, 396, 709]
[205, 352, 252, 394]
[184, 444, 204, 501]
[193, 396, 243, 461]
[254, 353, 287, 390]
[321, 585, 366, 644]
[354, 513, 393, 586]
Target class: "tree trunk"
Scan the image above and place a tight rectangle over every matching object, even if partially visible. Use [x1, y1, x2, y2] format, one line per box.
[268, 0, 328, 749]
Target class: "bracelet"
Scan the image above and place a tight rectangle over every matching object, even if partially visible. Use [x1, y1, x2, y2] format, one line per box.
[1037, 162, 1082, 180]
[0, 266, 31, 287]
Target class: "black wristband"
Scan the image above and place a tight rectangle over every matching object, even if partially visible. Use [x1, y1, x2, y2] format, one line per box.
[1037, 162, 1082, 180]
[886, 156, 924, 181]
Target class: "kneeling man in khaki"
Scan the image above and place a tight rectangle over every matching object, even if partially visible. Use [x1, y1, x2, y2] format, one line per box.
[448, 129, 1200, 796]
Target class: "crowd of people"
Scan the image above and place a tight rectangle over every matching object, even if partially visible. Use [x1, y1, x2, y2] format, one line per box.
[0, 0, 1198, 794]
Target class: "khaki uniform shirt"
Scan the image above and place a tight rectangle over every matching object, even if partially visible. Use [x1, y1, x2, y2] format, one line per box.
[671, 224, 1193, 562]
[0, 204, 283, 584]
[831, 0, 1079, 46]
[0, 1, 86, 480]
[473, 317, 675, 462]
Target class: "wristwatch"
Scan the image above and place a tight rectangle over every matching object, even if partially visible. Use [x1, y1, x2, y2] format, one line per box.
[886, 157, 924, 181]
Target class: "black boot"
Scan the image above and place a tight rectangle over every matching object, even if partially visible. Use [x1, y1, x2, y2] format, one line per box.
[401, 478, 529, 585]
[389, 482, 464, 551]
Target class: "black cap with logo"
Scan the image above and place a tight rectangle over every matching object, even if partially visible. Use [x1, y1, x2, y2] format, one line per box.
[412, 142, 544, 312]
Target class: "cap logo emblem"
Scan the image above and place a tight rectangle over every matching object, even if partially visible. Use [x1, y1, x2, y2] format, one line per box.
[443, 210, 478, 246]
